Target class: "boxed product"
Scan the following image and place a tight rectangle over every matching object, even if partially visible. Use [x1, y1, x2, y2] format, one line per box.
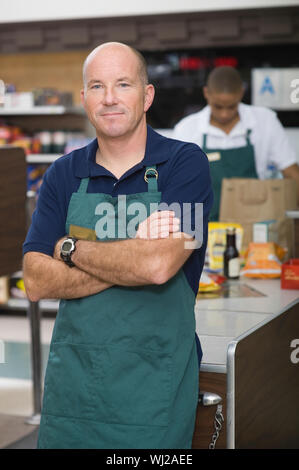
[208, 222, 243, 271]
[4, 92, 34, 109]
[253, 220, 278, 243]
[281, 259, 299, 290]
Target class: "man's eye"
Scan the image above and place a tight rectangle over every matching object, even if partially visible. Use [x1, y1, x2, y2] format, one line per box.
[119, 82, 130, 87]
[91, 84, 101, 89]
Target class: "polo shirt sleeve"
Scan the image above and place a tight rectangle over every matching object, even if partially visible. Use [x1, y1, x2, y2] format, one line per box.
[159, 142, 213, 247]
[23, 163, 67, 257]
[264, 110, 297, 171]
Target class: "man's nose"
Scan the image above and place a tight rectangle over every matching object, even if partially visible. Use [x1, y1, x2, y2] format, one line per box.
[103, 86, 118, 105]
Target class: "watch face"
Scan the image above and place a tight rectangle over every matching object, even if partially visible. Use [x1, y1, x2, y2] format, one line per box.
[63, 241, 73, 251]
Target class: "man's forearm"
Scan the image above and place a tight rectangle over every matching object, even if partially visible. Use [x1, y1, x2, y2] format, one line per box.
[23, 252, 112, 302]
[66, 234, 193, 286]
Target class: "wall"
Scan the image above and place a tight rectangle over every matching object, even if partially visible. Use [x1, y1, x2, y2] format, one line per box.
[285, 129, 299, 164]
[0, 50, 88, 105]
[1, 0, 299, 23]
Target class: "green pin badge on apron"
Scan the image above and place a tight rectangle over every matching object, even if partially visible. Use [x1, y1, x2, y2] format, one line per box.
[38, 165, 199, 449]
[203, 130, 258, 221]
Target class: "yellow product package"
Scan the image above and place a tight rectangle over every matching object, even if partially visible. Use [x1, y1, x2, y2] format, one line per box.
[241, 242, 286, 278]
[198, 272, 221, 293]
[208, 222, 243, 271]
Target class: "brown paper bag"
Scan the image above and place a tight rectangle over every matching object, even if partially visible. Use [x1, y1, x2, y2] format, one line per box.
[219, 178, 297, 256]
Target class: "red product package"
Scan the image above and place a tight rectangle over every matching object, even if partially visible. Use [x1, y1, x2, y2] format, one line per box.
[281, 259, 299, 290]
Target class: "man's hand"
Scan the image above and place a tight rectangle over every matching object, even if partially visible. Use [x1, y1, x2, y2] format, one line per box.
[135, 211, 180, 239]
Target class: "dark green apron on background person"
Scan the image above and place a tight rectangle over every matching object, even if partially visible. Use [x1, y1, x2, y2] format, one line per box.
[37, 166, 199, 449]
[202, 130, 258, 221]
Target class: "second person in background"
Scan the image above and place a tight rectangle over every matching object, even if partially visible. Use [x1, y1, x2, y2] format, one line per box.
[173, 66, 299, 221]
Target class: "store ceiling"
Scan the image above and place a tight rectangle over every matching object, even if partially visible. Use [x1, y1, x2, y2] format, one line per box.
[0, 6, 299, 54]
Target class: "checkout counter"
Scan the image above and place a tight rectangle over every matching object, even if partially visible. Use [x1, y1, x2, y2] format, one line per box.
[192, 277, 299, 449]
[1, 145, 298, 448]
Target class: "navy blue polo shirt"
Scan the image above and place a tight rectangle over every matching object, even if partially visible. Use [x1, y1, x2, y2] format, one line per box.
[23, 125, 213, 296]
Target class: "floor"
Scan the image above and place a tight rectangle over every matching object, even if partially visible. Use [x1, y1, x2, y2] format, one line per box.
[0, 313, 55, 448]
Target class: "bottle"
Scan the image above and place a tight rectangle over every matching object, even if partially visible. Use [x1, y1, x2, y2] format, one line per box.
[52, 130, 66, 154]
[39, 130, 52, 154]
[265, 163, 282, 179]
[223, 227, 240, 279]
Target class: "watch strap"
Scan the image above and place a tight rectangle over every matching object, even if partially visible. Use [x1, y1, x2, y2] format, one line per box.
[60, 237, 77, 268]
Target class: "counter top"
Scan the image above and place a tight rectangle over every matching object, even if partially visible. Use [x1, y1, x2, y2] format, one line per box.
[195, 278, 299, 372]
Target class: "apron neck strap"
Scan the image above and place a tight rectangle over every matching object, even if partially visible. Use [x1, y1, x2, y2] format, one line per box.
[77, 166, 159, 194]
[77, 177, 89, 193]
[202, 134, 207, 148]
[246, 129, 252, 146]
[144, 165, 158, 193]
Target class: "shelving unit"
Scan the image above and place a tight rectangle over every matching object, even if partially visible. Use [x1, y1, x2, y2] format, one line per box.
[0, 105, 91, 316]
[0, 105, 85, 116]
[0, 104, 93, 138]
[26, 154, 61, 164]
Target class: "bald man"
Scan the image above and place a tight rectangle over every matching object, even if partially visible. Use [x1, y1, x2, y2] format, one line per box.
[23, 42, 213, 448]
[173, 66, 299, 220]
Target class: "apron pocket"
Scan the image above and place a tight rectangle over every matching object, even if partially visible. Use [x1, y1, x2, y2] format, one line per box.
[95, 346, 172, 427]
[42, 343, 105, 421]
[42, 343, 172, 427]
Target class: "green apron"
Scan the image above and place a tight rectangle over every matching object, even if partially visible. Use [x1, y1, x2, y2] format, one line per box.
[203, 130, 258, 221]
[37, 166, 199, 449]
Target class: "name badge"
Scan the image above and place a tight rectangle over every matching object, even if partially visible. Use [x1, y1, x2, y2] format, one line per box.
[206, 152, 221, 162]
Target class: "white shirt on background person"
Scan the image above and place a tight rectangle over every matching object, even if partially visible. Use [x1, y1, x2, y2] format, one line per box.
[173, 103, 297, 179]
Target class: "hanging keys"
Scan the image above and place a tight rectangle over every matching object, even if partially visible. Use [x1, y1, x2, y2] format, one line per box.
[198, 391, 224, 449]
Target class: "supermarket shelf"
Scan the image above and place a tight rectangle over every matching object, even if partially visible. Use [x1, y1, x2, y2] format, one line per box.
[0, 106, 85, 115]
[0, 298, 59, 312]
[26, 154, 62, 164]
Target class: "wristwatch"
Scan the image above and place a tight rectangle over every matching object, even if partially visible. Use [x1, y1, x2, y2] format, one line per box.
[60, 237, 77, 268]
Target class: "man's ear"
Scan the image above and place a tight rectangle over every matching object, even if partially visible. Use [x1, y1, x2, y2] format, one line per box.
[80, 89, 85, 106]
[239, 86, 245, 101]
[203, 86, 209, 101]
[144, 84, 155, 112]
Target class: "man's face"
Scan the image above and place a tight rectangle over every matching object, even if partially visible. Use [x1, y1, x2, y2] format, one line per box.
[203, 87, 244, 127]
[81, 46, 154, 139]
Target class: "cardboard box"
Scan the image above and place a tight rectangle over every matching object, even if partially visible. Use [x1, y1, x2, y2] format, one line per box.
[281, 259, 299, 290]
[219, 178, 297, 256]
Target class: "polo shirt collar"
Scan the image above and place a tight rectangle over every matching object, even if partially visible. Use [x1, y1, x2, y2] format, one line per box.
[74, 125, 170, 178]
